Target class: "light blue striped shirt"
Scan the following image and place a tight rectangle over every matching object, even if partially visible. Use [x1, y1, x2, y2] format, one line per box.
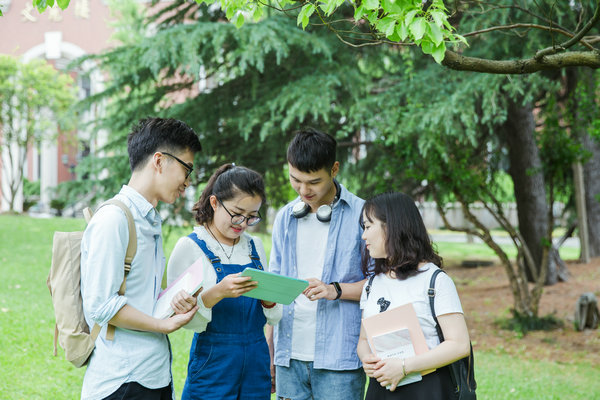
[80, 185, 170, 400]
[270, 183, 365, 370]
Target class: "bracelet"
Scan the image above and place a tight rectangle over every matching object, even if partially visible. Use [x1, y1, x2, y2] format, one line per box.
[330, 281, 342, 300]
[402, 358, 407, 377]
[261, 300, 276, 309]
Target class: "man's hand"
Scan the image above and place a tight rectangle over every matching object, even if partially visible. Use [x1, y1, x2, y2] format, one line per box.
[170, 288, 200, 314]
[303, 278, 336, 301]
[159, 305, 199, 334]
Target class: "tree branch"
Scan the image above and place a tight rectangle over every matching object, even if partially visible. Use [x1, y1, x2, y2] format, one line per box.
[462, 23, 595, 51]
[535, 0, 600, 59]
[442, 50, 600, 74]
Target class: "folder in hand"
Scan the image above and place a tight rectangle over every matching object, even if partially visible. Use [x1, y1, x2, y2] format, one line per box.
[362, 302, 435, 376]
[240, 268, 309, 305]
[153, 259, 203, 319]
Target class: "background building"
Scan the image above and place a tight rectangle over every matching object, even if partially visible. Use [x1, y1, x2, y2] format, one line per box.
[0, 0, 113, 213]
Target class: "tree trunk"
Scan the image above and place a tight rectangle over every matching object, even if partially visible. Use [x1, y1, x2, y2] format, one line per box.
[582, 132, 600, 257]
[501, 98, 552, 283]
[572, 68, 600, 258]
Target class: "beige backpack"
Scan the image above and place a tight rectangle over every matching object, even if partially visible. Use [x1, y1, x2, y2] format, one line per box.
[47, 199, 137, 367]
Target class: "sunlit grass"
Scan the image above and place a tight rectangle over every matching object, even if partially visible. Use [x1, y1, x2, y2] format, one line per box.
[0, 214, 592, 400]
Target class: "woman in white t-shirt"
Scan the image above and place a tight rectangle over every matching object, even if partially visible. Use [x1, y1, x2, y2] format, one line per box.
[356, 192, 471, 400]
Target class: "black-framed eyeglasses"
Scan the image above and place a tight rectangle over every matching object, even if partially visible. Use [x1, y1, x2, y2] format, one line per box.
[162, 152, 194, 179]
[217, 198, 262, 226]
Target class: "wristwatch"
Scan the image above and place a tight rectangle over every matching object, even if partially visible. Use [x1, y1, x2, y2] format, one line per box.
[330, 281, 342, 300]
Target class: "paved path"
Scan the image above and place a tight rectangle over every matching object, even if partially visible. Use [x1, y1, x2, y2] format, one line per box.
[430, 232, 580, 248]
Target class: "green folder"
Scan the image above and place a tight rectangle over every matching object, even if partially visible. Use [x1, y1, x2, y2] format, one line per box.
[240, 268, 309, 305]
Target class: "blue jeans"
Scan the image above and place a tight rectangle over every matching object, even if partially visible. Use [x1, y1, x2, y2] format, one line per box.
[276, 359, 365, 400]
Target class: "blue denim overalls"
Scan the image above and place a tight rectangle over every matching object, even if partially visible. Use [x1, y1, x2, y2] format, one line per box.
[181, 233, 271, 400]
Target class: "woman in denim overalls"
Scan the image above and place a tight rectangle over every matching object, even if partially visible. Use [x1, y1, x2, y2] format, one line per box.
[167, 164, 282, 400]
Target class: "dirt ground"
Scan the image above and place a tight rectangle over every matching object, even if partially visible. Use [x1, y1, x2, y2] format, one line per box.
[447, 257, 600, 366]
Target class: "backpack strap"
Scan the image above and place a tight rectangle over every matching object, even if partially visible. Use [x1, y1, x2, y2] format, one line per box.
[365, 274, 376, 299]
[103, 199, 138, 294]
[428, 268, 445, 340]
[96, 198, 137, 341]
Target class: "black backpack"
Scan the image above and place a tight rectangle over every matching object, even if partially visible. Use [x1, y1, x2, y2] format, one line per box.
[429, 269, 477, 400]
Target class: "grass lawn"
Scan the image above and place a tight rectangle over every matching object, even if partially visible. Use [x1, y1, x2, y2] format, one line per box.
[1, 214, 596, 399]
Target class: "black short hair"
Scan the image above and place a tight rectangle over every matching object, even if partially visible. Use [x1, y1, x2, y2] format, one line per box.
[360, 192, 443, 279]
[127, 117, 202, 172]
[192, 163, 267, 225]
[287, 128, 337, 173]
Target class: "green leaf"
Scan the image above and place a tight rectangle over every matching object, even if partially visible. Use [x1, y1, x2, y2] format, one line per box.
[0, 9, 3, 16]
[387, 29, 401, 42]
[364, 0, 379, 11]
[56, 0, 70, 10]
[430, 10, 445, 27]
[404, 9, 418, 27]
[397, 22, 409, 41]
[234, 12, 245, 28]
[35, 0, 51, 12]
[409, 17, 427, 40]
[428, 21, 443, 46]
[354, 4, 365, 21]
[252, 5, 264, 21]
[377, 16, 396, 38]
[421, 40, 434, 54]
[324, 1, 336, 15]
[297, 3, 315, 29]
[365, 9, 378, 25]
[431, 42, 446, 64]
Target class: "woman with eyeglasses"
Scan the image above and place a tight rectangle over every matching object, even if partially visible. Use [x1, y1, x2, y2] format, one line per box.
[167, 163, 282, 400]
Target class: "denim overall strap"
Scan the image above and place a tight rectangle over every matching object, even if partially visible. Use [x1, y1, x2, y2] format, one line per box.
[182, 234, 271, 400]
[247, 239, 264, 271]
[187, 233, 226, 281]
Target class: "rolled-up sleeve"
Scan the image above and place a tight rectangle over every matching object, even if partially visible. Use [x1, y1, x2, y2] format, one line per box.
[81, 206, 130, 326]
[167, 237, 212, 332]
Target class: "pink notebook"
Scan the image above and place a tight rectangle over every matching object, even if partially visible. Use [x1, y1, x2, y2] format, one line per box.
[362, 302, 435, 375]
[153, 259, 204, 319]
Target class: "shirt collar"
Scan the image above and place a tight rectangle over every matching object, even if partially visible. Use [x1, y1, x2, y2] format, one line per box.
[119, 185, 157, 220]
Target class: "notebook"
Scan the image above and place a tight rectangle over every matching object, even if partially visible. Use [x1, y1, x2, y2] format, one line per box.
[153, 259, 204, 319]
[240, 268, 309, 305]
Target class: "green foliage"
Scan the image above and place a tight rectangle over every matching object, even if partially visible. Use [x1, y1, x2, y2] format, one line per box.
[106, 0, 147, 46]
[0, 55, 77, 211]
[22, 178, 41, 197]
[32, 0, 70, 12]
[495, 310, 564, 338]
[70, 5, 369, 213]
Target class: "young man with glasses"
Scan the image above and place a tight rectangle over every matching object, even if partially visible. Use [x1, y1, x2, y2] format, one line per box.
[167, 163, 282, 400]
[80, 117, 203, 400]
[268, 128, 367, 400]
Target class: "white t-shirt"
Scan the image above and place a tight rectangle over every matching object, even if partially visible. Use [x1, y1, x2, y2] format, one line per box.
[291, 212, 330, 361]
[167, 225, 282, 332]
[360, 263, 463, 349]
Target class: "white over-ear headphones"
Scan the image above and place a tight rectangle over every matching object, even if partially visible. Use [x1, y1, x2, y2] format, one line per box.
[292, 181, 341, 223]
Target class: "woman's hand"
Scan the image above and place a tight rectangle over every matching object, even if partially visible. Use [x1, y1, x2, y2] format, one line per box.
[372, 358, 407, 392]
[360, 353, 381, 378]
[217, 272, 257, 298]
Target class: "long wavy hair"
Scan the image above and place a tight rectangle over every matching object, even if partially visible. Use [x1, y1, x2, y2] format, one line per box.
[360, 192, 443, 279]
